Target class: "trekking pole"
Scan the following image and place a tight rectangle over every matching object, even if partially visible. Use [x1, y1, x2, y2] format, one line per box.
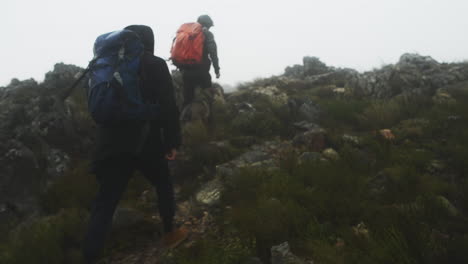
[60, 67, 90, 101]
[60, 59, 97, 101]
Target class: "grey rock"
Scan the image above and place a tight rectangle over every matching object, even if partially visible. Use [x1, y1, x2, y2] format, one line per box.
[283, 56, 330, 78]
[0, 63, 93, 218]
[298, 99, 321, 122]
[284, 64, 304, 78]
[447, 115, 462, 121]
[196, 178, 224, 206]
[46, 148, 70, 181]
[250, 159, 278, 171]
[436, 196, 458, 217]
[347, 53, 468, 99]
[253, 86, 288, 105]
[216, 163, 239, 178]
[342, 134, 361, 146]
[235, 102, 256, 113]
[240, 150, 271, 164]
[176, 71, 225, 124]
[271, 242, 309, 264]
[322, 148, 340, 161]
[305, 68, 359, 87]
[293, 127, 327, 152]
[428, 159, 446, 174]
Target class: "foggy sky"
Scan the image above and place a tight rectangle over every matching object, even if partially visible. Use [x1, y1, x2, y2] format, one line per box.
[2, 0, 468, 90]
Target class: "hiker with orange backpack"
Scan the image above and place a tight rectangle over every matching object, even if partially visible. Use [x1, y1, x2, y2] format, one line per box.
[171, 15, 220, 107]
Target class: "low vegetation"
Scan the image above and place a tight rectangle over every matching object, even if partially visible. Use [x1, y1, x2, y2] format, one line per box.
[171, 82, 468, 263]
[2, 70, 468, 264]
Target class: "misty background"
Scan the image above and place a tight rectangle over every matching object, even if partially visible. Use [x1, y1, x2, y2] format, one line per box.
[2, 0, 467, 91]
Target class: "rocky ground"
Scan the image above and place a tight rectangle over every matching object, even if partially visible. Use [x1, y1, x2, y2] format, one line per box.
[1, 53, 468, 264]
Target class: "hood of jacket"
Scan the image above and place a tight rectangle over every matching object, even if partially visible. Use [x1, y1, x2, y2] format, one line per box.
[124, 25, 155, 54]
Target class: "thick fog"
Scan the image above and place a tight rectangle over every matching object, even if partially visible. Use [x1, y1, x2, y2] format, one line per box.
[2, 0, 467, 89]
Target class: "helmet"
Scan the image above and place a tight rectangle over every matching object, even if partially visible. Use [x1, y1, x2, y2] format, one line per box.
[197, 15, 214, 28]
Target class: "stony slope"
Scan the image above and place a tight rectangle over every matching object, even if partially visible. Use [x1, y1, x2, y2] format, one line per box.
[1, 53, 468, 264]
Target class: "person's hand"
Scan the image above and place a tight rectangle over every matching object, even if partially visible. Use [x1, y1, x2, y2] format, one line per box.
[215, 71, 220, 79]
[165, 149, 177, 160]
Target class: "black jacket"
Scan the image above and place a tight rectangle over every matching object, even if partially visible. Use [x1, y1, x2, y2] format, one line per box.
[202, 28, 220, 74]
[93, 25, 181, 163]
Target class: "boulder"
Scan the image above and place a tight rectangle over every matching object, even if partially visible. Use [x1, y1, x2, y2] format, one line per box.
[342, 134, 361, 146]
[435, 196, 458, 217]
[284, 64, 304, 78]
[253, 86, 288, 105]
[293, 121, 320, 132]
[271, 242, 310, 264]
[293, 127, 327, 152]
[296, 99, 321, 123]
[347, 53, 468, 99]
[0, 63, 92, 218]
[195, 178, 223, 206]
[240, 150, 271, 164]
[322, 148, 340, 161]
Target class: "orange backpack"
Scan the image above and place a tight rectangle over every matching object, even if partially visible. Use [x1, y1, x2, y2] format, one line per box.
[171, 23, 205, 66]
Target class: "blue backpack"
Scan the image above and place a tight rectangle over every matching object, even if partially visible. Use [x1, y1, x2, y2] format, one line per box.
[87, 29, 159, 124]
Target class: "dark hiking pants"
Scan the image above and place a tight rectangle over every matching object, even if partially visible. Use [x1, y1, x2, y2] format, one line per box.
[182, 68, 212, 107]
[82, 156, 175, 264]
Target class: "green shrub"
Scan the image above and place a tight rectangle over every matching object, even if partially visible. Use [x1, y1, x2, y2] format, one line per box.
[191, 143, 241, 168]
[119, 173, 155, 212]
[40, 161, 97, 214]
[231, 111, 282, 138]
[358, 100, 403, 130]
[0, 208, 88, 264]
[378, 166, 450, 204]
[222, 160, 370, 260]
[311, 85, 336, 99]
[182, 120, 210, 147]
[210, 100, 236, 140]
[219, 144, 468, 263]
[318, 99, 370, 131]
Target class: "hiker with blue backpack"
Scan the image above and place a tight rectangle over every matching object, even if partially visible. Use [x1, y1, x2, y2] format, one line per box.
[82, 25, 187, 263]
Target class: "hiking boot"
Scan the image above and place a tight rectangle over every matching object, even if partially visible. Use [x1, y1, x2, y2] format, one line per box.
[160, 226, 189, 249]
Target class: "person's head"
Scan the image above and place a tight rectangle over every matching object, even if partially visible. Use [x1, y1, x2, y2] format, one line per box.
[197, 15, 214, 28]
[124, 25, 155, 54]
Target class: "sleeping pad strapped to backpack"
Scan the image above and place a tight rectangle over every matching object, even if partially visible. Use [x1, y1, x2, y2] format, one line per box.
[170, 23, 205, 67]
[88, 29, 159, 124]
